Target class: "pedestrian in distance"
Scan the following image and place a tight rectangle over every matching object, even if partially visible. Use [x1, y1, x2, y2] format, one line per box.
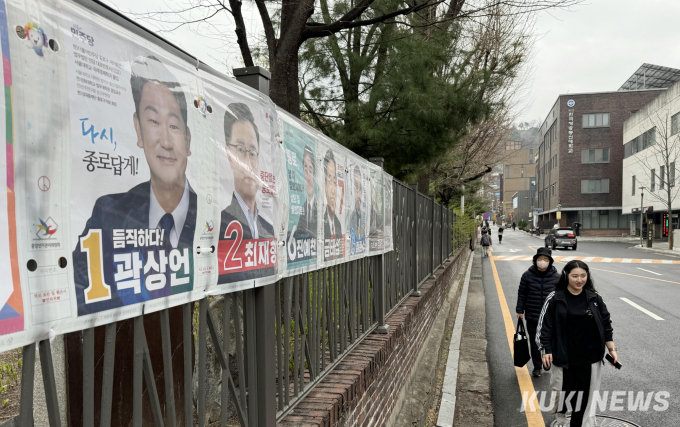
[516, 247, 559, 377]
[512, 221, 517, 231]
[498, 225, 504, 244]
[536, 260, 618, 427]
[480, 229, 492, 257]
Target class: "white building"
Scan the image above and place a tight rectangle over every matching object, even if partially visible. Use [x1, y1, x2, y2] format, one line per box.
[622, 80, 680, 238]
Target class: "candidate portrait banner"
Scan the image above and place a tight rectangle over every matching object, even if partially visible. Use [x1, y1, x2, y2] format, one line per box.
[65, 11, 209, 316]
[383, 171, 394, 252]
[368, 164, 384, 253]
[346, 155, 368, 258]
[282, 118, 318, 273]
[318, 138, 348, 264]
[209, 80, 281, 288]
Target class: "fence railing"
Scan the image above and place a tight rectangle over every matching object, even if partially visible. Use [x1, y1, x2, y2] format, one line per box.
[10, 178, 469, 427]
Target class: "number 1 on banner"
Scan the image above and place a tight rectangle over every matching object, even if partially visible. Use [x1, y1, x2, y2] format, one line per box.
[80, 230, 112, 303]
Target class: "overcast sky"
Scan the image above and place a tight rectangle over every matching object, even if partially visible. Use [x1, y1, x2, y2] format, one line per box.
[525, 0, 680, 124]
[104, 0, 680, 126]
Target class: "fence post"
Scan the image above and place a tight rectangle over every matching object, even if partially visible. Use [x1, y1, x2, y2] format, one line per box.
[430, 196, 436, 279]
[409, 183, 420, 296]
[369, 157, 389, 334]
[441, 204, 445, 264]
[234, 66, 276, 426]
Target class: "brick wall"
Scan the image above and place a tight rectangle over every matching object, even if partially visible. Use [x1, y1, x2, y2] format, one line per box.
[278, 249, 469, 427]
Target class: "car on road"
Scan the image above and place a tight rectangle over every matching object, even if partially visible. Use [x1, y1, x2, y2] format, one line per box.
[544, 227, 578, 250]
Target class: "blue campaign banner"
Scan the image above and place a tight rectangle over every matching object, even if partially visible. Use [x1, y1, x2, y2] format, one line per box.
[283, 121, 318, 270]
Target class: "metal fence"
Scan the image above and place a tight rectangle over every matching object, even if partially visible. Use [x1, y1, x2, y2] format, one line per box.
[13, 179, 465, 427]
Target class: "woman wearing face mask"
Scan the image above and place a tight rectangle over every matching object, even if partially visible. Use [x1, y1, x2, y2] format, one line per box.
[536, 261, 618, 427]
[516, 247, 560, 377]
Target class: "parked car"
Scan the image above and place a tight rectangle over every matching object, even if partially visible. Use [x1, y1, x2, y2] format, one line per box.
[544, 227, 578, 250]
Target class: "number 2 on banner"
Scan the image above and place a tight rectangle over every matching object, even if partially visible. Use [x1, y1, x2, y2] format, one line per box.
[80, 230, 112, 303]
[223, 221, 243, 271]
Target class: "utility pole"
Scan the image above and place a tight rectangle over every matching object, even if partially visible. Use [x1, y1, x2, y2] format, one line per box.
[639, 186, 645, 248]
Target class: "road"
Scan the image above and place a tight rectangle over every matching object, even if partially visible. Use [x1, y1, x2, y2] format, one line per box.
[482, 226, 679, 427]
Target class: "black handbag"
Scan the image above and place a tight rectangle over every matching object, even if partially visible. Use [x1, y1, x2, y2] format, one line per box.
[513, 320, 531, 367]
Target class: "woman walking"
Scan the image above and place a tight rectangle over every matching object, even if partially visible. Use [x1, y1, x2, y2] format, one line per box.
[516, 247, 560, 377]
[536, 260, 619, 427]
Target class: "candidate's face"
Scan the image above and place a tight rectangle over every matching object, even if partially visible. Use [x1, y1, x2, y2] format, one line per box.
[303, 155, 314, 199]
[227, 120, 260, 200]
[325, 160, 337, 216]
[134, 81, 191, 189]
[353, 172, 362, 212]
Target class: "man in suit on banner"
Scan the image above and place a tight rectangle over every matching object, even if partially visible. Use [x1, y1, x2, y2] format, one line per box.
[219, 102, 275, 283]
[296, 145, 317, 238]
[323, 149, 342, 260]
[73, 55, 197, 314]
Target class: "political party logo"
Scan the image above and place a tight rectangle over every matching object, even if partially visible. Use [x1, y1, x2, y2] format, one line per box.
[193, 97, 212, 118]
[203, 220, 215, 234]
[35, 217, 58, 239]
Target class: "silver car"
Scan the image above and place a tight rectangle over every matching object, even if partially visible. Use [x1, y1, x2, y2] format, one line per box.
[545, 227, 578, 250]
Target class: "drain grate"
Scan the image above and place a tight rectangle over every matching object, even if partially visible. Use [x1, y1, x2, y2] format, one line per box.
[470, 276, 482, 281]
[550, 415, 642, 427]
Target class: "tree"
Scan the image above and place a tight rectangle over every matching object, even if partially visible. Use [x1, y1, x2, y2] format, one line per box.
[633, 110, 680, 250]
[127, 0, 581, 117]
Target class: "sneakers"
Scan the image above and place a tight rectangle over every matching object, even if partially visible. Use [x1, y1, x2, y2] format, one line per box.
[532, 369, 541, 377]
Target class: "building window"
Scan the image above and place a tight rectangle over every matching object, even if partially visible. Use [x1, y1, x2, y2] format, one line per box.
[671, 162, 676, 187]
[530, 149, 534, 164]
[505, 165, 510, 178]
[581, 148, 610, 164]
[660, 165, 665, 190]
[624, 128, 656, 159]
[581, 179, 610, 194]
[672, 113, 680, 135]
[651, 169, 655, 192]
[506, 141, 521, 150]
[582, 113, 610, 128]
[632, 175, 635, 196]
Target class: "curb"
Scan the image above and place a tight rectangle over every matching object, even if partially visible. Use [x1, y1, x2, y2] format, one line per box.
[435, 253, 475, 427]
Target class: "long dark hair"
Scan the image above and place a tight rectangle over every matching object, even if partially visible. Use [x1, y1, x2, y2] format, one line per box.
[557, 260, 596, 292]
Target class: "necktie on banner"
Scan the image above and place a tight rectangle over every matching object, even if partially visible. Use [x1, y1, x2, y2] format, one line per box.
[159, 213, 175, 251]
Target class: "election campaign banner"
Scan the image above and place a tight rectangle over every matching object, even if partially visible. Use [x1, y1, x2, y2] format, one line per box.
[383, 171, 394, 252]
[282, 118, 318, 273]
[368, 163, 385, 253]
[65, 11, 210, 316]
[318, 137, 348, 265]
[0, 0, 403, 352]
[347, 155, 368, 258]
[207, 79, 282, 289]
[0, 0, 23, 337]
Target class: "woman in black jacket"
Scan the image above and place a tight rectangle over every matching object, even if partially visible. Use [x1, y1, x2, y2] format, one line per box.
[516, 247, 560, 377]
[536, 260, 619, 427]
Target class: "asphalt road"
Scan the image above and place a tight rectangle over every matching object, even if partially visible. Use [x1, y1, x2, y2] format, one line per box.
[482, 227, 679, 427]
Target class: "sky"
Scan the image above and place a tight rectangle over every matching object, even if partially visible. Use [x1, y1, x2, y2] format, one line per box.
[524, 0, 680, 124]
[103, 0, 680, 126]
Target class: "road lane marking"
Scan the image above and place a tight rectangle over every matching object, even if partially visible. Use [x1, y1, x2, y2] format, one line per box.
[620, 298, 665, 320]
[488, 251, 545, 426]
[493, 256, 680, 264]
[637, 268, 662, 276]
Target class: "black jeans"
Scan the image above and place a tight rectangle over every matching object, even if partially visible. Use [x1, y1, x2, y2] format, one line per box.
[556, 363, 593, 426]
[525, 319, 542, 371]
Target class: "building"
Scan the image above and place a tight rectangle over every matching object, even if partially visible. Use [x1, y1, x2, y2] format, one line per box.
[512, 189, 536, 227]
[501, 138, 538, 222]
[622, 78, 680, 239]
[535, 64, 680, 235]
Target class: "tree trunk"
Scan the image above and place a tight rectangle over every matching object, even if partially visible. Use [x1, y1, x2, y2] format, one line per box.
[270, 49, 301, 117]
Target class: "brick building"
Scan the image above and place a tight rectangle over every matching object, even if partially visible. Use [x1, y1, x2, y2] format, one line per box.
[535, 67, 676, 235]
[501, 139, 538, 223]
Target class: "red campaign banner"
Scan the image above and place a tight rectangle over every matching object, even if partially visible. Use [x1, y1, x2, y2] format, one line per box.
[217, 221, 277, 274]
